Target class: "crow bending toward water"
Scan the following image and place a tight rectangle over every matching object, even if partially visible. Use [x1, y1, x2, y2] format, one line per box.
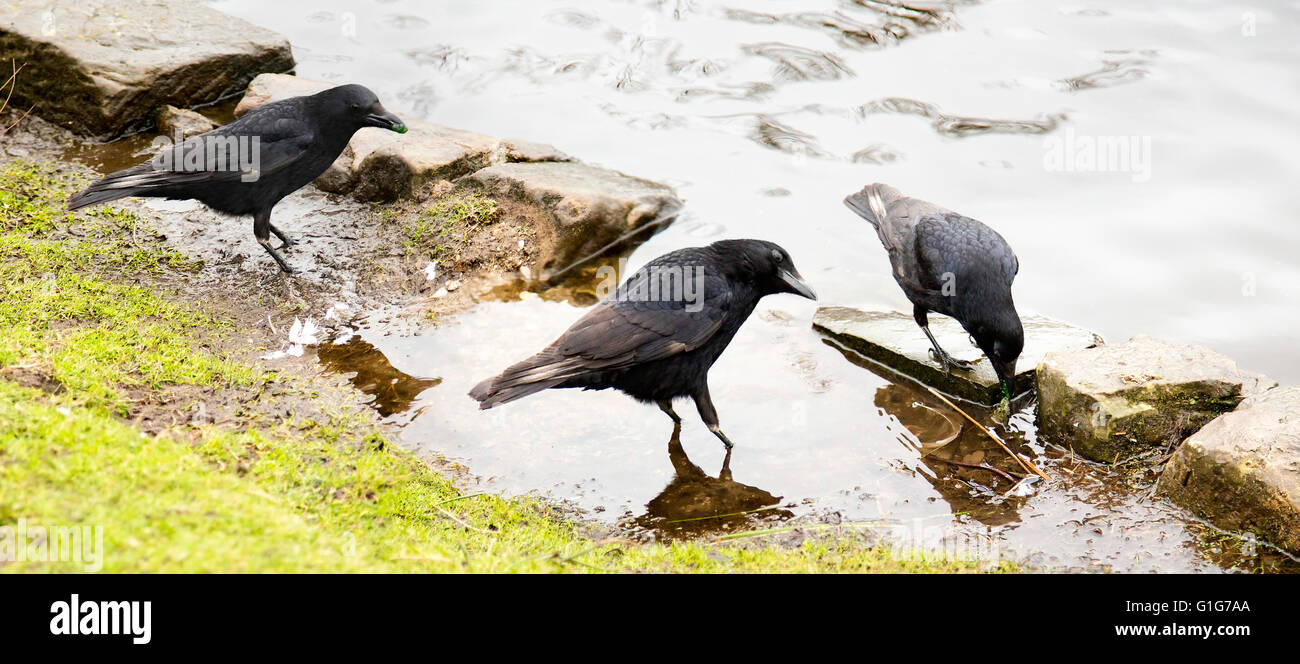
[470, 239, 817, 449]
[68, 84, 406, 273]
[844, 183, 1023, 397]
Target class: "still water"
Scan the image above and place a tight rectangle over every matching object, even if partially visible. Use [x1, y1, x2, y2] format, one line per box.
[206, 0, 1300, 570]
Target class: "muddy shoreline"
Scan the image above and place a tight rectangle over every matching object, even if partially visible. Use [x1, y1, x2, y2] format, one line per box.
[8, 99, 1298, 572]
[3, 111, 815, 545]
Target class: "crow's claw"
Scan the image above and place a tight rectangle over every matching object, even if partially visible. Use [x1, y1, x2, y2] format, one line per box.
[929, 348, 974, 373]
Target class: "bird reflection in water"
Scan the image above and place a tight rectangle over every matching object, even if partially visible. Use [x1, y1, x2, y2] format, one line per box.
[631, 422, 792, 538]
[874, 380, 1033, 527]
[316, 335, 441, 418]
[821, 336, 1034, 525]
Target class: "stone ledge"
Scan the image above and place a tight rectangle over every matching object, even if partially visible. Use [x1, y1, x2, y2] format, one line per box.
[0, 0, 293, 138]
[812, 305, 1103, 405]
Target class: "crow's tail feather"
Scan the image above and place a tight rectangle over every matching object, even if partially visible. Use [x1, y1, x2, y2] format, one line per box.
[68, 163, 150, 211]
[469, 377, 566, 409]
[67, 187, 133, 211]
[842, 182, 903, 229]
[844, 182, 910, 253]
[468, 352, 583, 409]
[67, 163, 207, 211]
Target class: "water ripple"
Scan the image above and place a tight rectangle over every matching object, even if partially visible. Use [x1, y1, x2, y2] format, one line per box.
[1059, 50, 1153, 92]
[742, 42, 854, 81]
[859, 97, 1066, 137]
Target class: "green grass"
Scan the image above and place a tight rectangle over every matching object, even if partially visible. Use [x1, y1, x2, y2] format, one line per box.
[402, 192, 497, 258]
[1, 381, 1004, 572]
[0, 161, 1009, 573]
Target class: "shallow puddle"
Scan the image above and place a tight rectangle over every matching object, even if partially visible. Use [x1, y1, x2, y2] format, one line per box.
[317, 293, 1296, 571]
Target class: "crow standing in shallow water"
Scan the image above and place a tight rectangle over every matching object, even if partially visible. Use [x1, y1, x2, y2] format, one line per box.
[470, 239, 817, 449]
[68, 84, 406, 273]
[844, 183, 1023, 397]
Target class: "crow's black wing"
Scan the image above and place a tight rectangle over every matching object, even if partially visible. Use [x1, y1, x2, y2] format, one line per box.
[470, 263, 733, 404]
[914, 212, 1017, 291]
[145, 109, 315, 182]
[845, 183, 952, 295]
[556, 281, 730, 369]
[68, 103, 317, 209]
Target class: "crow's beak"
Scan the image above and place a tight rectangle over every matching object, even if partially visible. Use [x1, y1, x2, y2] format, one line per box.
[365, 105, 407, 134]
[994, 359, 1018, 398]
[779, 268, 817, 300]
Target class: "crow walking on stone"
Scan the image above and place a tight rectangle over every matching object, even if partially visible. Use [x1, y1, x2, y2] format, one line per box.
[68, 84, 406, 273]
[470, 239, 817, 449]
[844, 183, 1023, 397]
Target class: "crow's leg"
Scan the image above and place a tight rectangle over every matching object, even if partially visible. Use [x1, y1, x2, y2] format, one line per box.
[923, 326, 974, 373]
[657, 399, 682, 424]
[914, 305, 973, 373]
[692, 385, 734, 450]
[254, 211, 298, 274]
[268, 222, 296, 248]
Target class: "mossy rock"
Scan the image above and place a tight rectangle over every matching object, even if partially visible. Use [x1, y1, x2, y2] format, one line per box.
[1157, 386, 1300, 553]
[1036, 335, 1276, 462]
[0, 0, 293, 139]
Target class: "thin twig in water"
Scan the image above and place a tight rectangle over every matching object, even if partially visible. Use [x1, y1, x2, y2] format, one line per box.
[924, 385, 1049, 480]
[930, 456, 1021, 483]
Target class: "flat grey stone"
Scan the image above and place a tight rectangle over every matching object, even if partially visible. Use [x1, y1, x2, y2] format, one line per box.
[1158, 386, 1300, 553]
[496, 138, 572, 164]
[812, 305, 1103, 405]
[1037, 335, 1277, 462]
[0, 0, 293, 138]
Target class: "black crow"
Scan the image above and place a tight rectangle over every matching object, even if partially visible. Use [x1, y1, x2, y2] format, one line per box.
[470, 239, 817, 449]
[67, 84, 406, 273]
[843, 183, 1023, 397]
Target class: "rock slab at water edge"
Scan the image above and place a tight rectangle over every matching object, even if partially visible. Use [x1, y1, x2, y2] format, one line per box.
[0, 0, 293, 138]
[1036, 335, 1277, 462]
[812, 306, 1103, 405]
[1157, 386, 1300, 553]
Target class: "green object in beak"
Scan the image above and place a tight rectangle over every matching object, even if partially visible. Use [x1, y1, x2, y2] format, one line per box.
[1002, 381, 1012, 401]
[392, 124, 407, 134]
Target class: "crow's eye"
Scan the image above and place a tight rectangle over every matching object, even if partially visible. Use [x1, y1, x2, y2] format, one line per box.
[350, 103, 359, 110]
[770, 248, 783, 263]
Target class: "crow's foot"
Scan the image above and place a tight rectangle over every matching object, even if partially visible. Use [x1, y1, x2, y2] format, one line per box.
[929, 348, 974, 373]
